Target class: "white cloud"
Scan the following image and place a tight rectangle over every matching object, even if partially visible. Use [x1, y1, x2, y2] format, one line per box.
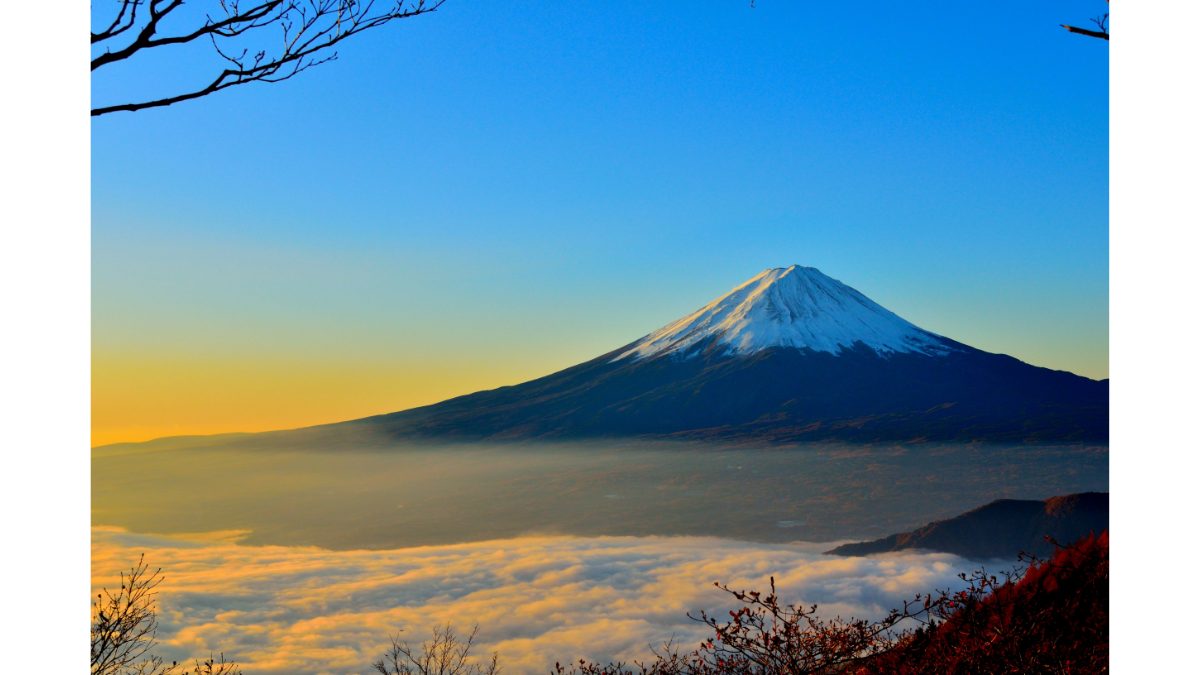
[92, 527, 976, 675]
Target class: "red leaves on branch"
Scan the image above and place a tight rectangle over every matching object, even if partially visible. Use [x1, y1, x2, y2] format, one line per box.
[864, 532, 1108, 675]
[555, 533, 1108, 675]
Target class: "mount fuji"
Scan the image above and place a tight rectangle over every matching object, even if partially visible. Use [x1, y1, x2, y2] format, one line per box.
[354, 265, 1108, 443]
[613, 266, 952, 362]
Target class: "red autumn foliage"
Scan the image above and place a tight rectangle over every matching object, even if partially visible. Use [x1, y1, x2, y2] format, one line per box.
[554, 532, 1108, 675]
[862, 531, 1108, 675]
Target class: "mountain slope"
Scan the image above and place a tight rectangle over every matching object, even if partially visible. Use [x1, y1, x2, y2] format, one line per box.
[826, 492, 1109, 559]
[347, 265, 1106, 443]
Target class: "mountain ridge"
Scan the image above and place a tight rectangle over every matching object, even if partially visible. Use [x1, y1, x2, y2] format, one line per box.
[825, 492, 1109, 560]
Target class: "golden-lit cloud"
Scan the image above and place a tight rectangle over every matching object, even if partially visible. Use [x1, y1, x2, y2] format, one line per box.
[93, 528, 977, 675]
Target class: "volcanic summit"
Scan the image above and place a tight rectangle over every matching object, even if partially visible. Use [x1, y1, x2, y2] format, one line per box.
[353, 266, 1108, 443]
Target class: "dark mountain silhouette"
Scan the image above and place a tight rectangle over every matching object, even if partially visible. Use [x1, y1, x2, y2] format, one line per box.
[826, 492, 1109, 559]
[342, 266, 1107, 444]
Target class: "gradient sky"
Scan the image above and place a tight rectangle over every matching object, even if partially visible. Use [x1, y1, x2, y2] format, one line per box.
[91, 1, 1109, 446]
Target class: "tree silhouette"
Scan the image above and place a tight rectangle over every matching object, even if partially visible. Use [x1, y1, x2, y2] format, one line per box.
[92, 554, 243, 675]
[91, 0, 444, 116]
[1062, 0, 1110, 40]
[373, 624, 500, 675]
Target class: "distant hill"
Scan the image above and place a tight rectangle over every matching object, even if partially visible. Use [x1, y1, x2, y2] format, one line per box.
[826, 492, 1108, 560]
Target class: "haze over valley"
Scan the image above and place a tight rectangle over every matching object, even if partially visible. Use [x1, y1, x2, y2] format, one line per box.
[93, 439, 1107, 551]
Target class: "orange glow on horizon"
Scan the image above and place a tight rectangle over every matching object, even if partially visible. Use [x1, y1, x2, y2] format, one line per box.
[91, 352, 543, 447]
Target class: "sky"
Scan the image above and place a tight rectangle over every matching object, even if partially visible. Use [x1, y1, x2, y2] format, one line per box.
[91, 1, 1110, 446]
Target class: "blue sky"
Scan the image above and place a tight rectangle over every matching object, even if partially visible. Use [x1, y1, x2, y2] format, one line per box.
[91, 0, 1109, 441]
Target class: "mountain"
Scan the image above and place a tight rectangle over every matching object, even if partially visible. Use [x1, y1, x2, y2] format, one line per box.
[349, 265, 1107, 443]
[614, 266, 951, 361]
[826, 492, 1109, 559]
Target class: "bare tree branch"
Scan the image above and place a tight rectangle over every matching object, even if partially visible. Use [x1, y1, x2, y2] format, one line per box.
[186, 654, 243, 675]
[93, 555, 246, 675]
[91, 0, 444, 116]
[91, 554, 178, 675]
[91, 0, 286, 71]
[373, 624, 500, 675]
[1061, 24, 1109, 40]
[92, 0, 145, 44]
[1062, 1, 1109, 40]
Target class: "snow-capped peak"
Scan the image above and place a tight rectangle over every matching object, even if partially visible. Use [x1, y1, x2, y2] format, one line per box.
[614, 265, 952, 362]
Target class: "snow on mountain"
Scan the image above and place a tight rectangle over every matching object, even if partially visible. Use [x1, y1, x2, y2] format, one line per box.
[614, 265, 953, 362]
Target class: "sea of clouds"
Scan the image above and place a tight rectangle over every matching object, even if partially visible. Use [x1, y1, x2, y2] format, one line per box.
[92, 527, 983, 675]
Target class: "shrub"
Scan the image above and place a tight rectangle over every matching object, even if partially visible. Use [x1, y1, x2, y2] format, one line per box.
[91, 554, 243, 675]
[555, 533, 1109, 675]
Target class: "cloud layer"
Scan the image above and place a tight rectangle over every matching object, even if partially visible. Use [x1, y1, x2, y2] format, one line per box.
[93, 528, 978, 675]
